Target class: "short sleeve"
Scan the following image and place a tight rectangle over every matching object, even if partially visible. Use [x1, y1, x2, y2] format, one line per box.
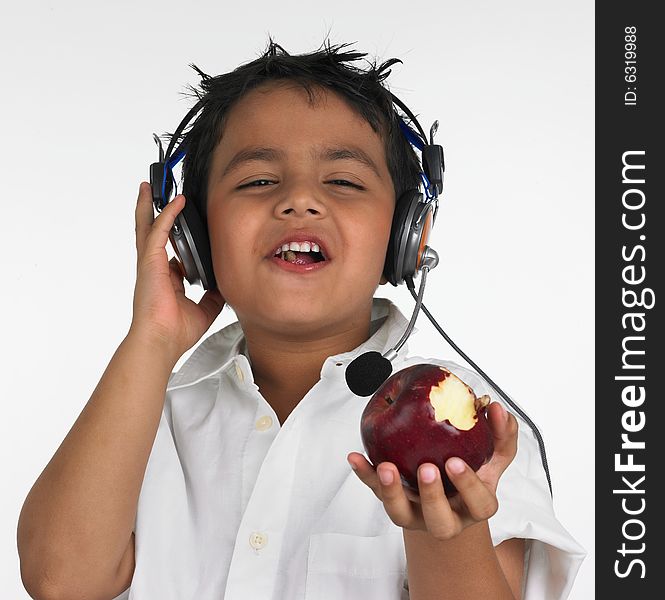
[115, 374, 177, 599]
[424, 358, 587, 599]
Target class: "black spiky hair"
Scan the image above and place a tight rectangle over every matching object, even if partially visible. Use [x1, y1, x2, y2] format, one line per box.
[162, 36, 423, 222]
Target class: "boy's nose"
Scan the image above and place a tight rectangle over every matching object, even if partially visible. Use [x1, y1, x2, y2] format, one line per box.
[272, 181, 328, 219]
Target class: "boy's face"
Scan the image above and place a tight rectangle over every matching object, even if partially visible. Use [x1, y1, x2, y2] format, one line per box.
[205, 82, 395, 337]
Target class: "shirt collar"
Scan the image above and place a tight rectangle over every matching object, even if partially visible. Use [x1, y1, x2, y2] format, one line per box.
[167, 297, 416, 390]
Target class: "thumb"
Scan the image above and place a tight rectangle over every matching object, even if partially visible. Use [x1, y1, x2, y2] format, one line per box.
[486, 402, 518, 469]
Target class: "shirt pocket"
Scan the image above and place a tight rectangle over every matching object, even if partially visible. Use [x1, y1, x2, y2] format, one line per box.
[305, 531, 409, 600]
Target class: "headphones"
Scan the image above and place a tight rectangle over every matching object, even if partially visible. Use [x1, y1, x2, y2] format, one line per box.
[149, 92, 445, 290]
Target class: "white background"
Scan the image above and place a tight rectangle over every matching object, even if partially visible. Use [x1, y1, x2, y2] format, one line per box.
[1, 0, 594, 597]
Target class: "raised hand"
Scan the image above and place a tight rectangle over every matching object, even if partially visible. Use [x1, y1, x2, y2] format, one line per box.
[129, 182, 225, 360]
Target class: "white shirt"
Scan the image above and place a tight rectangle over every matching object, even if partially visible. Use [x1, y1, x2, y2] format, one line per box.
[114, 297, 585, 600]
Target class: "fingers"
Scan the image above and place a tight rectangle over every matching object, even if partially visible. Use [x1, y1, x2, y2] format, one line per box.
[167, 254, 225, 326]
[134, 182, 154, 256]
[376, 462, 420, 528]
[135, 181, 185, 261]
[347, 453, 419, 528]
[168, 257, 186, 295]
[445, 458, 499, 524]
[347, 452, 501, 541]
[347, 452, 382, 494]
[415, 463, 461, 540]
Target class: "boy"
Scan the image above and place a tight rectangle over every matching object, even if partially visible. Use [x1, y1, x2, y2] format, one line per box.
[18, 40, 584, 599]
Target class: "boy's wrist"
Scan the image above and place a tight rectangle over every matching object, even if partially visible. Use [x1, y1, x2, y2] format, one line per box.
[124, 326, 184, 370]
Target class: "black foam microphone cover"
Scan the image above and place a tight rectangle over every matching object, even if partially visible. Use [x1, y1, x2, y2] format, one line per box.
[345, 351, 393, 397]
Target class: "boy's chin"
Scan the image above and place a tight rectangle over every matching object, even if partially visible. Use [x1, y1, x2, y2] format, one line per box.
[239, 300, 365, 337]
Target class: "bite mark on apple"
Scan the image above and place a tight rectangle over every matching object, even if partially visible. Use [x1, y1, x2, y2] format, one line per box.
[429, 371, 481, 431]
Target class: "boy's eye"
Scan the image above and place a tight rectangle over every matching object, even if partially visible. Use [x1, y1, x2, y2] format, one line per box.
[237, 179, 275, 189]
[327, 179, 365, 190]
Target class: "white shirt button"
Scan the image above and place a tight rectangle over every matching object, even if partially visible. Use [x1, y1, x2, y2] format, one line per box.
[234, 363, 245, 383]
[249, 531, 268, 550]
[255, 415, 273, 431]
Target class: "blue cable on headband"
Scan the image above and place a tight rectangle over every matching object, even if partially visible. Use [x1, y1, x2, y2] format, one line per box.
[398, 117, 425, 151]
[398, 117, 437, 201]
[420, 172, 436, 200]
[160, 145, 188, 208]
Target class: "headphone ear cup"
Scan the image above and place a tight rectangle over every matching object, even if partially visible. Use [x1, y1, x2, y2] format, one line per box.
[384, 190, 424, 286]
[384, 190, 415, 286]
[169, 198, 216, 290]
[402, 201, 434, 278]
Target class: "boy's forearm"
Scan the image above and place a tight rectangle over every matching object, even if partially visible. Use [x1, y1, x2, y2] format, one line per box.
[403, 522, 516, 600]
[17, 331, 178, 594]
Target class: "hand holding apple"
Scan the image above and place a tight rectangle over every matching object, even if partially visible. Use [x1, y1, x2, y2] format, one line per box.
[360, 364, 495, 495]
[347, 365, 519, 540]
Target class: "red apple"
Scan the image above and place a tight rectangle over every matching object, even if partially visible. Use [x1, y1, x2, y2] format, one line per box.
[360, 364, 494, 496]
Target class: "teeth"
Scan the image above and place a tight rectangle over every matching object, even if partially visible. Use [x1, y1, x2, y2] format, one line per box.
[274, 240, 324, 257]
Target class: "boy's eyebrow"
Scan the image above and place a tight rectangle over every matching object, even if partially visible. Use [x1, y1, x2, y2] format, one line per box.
[222, 145, 382, 178]
[320, 146, 381, 178]
[222, 147, 286, 176]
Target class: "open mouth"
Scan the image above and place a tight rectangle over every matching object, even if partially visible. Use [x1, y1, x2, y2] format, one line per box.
[274, 249, 325, 265]
[272, 241, 327, 266]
